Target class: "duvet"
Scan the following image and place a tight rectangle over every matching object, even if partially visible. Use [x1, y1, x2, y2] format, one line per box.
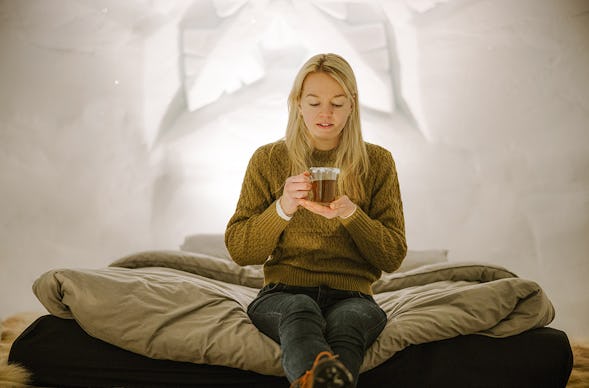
[32, 250, 555, 376]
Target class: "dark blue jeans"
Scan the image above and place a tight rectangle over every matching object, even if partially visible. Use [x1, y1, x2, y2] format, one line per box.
[247, 283, 387, 386]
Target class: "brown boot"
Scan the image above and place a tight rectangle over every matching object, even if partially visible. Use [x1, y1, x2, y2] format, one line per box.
[290, 351, 354, 388]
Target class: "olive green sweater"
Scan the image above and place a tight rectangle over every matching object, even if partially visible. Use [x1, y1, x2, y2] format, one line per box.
[225, 140, 407, 295]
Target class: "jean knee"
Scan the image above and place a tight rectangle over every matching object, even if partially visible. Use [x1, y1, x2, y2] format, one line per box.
[277, 294, 323, 331]
[327, 299, 386, 338]
[284, 294, 322, 317]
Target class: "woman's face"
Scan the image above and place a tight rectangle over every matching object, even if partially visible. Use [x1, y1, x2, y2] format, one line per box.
[299, 72, 352, 151]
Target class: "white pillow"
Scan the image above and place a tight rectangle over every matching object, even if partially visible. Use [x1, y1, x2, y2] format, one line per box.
[180, 234, 448, 271]
[180, 233, 231, 259]
[398, 249, 448, 271]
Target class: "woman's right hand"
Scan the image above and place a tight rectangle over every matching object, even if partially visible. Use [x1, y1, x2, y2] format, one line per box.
[279, 171, 312, 216]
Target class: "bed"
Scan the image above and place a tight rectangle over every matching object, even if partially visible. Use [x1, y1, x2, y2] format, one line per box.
[4, 234, 575, 387]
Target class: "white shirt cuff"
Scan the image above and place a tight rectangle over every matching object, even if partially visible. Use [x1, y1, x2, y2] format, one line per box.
[340, 205, 357, 219]
[276, 199, 292, 221]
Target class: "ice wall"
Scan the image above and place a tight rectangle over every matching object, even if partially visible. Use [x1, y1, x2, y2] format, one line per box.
[0, 1, 189, 316]
[407, 0, 589, 336]
[0, 0, 587, 338]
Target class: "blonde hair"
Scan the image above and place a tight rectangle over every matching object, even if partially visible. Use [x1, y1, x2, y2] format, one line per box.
[285, 53, 369, 202]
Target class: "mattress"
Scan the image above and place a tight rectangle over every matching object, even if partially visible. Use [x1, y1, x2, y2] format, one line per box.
[9, 314, 573, 388]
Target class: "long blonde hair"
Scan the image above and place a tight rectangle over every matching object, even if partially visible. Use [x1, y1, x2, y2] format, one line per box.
[285, 53, 369, 202]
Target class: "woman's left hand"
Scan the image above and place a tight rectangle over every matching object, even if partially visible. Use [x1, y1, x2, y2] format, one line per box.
[300, 195, 357, 220]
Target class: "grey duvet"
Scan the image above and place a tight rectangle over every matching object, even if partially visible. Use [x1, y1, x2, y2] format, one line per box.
[32, 250, 555, 376]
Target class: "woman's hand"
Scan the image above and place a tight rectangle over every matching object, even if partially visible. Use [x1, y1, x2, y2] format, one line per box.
[300, 195, 357, 220]
[279, 171, 312, 216]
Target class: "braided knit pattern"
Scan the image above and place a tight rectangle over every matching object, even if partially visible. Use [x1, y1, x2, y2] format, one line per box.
[225, 141, 406, 295]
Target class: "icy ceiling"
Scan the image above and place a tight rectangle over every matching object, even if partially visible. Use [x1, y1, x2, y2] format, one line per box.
[6, 0, 450, 145]
[181, 0, 395, 112]
[179, 0, 446, 113]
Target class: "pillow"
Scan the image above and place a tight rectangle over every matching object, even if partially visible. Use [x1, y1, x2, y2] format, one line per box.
[111, 236, 447, 292]
[397, 249, 448, 271]
[180, 233, 231, 259]
[180, 234, 448, 271]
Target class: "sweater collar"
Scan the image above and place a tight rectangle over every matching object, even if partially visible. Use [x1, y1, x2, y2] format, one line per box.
[310, 147, 337, 166]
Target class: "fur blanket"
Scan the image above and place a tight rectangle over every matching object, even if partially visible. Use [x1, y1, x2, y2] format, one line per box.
[0, 312, 41, 387]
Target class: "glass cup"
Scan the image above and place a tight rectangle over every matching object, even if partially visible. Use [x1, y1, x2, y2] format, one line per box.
[309, 167, 340, 204]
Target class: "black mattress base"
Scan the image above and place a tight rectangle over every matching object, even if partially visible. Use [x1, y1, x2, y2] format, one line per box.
[9, 315, 573, 388]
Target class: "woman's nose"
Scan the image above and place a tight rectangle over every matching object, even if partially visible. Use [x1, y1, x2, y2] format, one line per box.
[319, 106, 333, 116]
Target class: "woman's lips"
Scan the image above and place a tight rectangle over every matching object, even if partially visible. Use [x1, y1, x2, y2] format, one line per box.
[317, 123, 333, 128]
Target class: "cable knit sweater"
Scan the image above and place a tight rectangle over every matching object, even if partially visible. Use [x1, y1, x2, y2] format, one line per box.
[225, 140, 407, 295]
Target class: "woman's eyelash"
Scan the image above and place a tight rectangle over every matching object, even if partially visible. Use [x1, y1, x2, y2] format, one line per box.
[308, 103, 343, 108]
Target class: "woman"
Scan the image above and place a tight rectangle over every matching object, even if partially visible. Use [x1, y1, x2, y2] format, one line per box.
[225, 53, 407, 388]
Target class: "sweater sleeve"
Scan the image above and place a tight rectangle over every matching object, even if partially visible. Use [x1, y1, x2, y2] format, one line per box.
[340, 149, 407, 273]
[225, 146, 289, 266]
